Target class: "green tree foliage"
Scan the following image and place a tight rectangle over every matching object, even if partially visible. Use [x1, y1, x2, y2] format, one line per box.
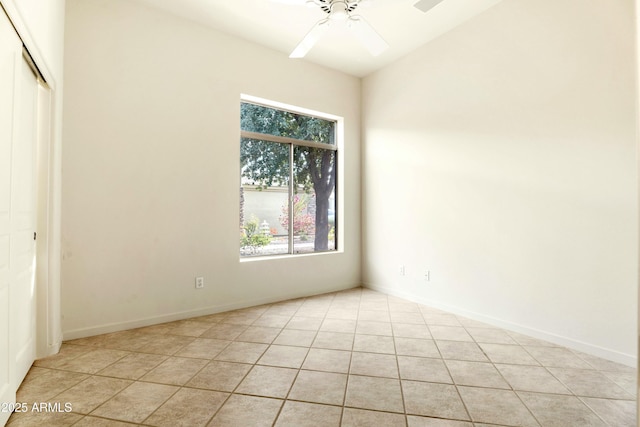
[240, 216, 272, 254]
[240, 103, 336, 251]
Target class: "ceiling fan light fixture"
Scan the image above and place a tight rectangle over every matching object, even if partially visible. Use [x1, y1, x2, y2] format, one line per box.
[330, 2, 349, 20]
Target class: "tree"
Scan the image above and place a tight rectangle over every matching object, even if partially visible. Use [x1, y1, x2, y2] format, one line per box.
[240, 103, 336, 251]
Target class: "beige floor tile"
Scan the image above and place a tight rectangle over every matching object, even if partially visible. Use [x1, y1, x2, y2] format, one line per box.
[186, 361, 251, 392]
[220, 313, 260, 326]
[139, 334, 195, 355]
[395, 338, 440, 358]
[355, 321, 393, 336]
[573, 351, 636, 373]
[50, 376, 131, 414]
[207, 394, 283, 427]
[465, 327, 516, 344]
[257, 345, 309, 368]
[312, 332, 354, 351]
[517, 392, 605, 426]
[284, 316, 323, 331]
[144, 387, 228, 427]
[392, 323, 431, 339]
[436, 340, 489, 362]
[252, 314, 292, 328]
[359, 301, 388, 311]
[90, 382, 178, 423]
[429, 326, 473, 342]
[345, 375, 403, 413]
[15, 289, 639, 427]
[457, 386, 538, 426]
[235, 365, 298, 398]
[55, 349, 130, 374]
[72, 416, 139, 426]
[33, 344, 92, 369]
[320, 319, 356, 334]
[274, 401, 342, 427]
[581, 396, 636, 427]
[548, 367, 633, 399]
[479, 343, 540, 366]
[390, 312, 425, 324]
[201, 323, 248, 340]
[141, 357, 208, 386]
[325, 308, 359, 321]
[353, 334, 395, 354]
[295, 308, 330, 318]
[214, 341, 268, 364]
[402, 380, 469, 420]
[397, 356, 452, 383]
[6, 410, 83, 426]
[358, 310, 391, 322]
[446, 360, 510, 389]
[350, 352, 398, 378]
[495, 364, 571, 394]
[174, 338, 231, 359]
[236, 326, 282, 344]
[89, 331, 151, 352]
[524, 346, 593, 369]
[288, 370, 347, 405]
[455, 317, 492, 329]
[342, 408, 406, 427]
[507, 332, 561, 347]
[264, 306, 299, 318]
[407, 416, 473, 427]
[302, 348, 351, 373]
[602, 370, 637, 396]
[273, 329, 316, 347]
[388, 301, 420, 313]
[16, 368, 89, 402]
[96, 353, 168, 380]
[421, 312, 461, 327]
[163, 319, 213, 337]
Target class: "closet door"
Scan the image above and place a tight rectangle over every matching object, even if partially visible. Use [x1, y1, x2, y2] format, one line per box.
[11, 46, 38, 387]
[0, 9, 22, 425]
[0, 9, 38, 425]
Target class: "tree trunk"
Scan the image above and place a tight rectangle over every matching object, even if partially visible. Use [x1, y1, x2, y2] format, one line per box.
[314, 191, 329, 251]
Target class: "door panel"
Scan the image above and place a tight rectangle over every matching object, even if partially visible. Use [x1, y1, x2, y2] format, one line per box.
[10, 49, 38, 389]
[0, 8, 20, 426]
[0, 8, 38, 425]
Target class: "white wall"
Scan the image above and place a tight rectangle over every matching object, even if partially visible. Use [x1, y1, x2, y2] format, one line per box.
[362, 0, 638, 365]
[62, 0, 361, 338]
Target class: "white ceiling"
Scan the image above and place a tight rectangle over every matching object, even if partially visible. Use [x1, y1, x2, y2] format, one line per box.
[133, 0, 503, 77]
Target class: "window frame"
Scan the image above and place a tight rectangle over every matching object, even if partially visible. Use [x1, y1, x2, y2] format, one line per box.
[239, 94, 342, 259]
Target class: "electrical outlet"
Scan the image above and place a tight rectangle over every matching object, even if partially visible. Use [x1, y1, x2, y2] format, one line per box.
[195, 277, 204, 289]
[399, 265, 405, 276]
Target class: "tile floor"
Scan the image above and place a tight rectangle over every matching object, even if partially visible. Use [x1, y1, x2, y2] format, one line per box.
[6, 287, 637, 427]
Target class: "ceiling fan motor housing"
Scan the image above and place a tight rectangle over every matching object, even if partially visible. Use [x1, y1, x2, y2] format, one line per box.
[318, 0, 360, 16]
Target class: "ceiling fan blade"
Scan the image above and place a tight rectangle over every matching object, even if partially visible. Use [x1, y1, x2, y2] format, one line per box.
[290, 19, 331, 58]
[413, 0, 445, 13]
[347, 15, 389, 56]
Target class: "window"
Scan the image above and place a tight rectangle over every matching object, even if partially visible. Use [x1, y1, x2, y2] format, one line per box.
[239, 98, 338, 258]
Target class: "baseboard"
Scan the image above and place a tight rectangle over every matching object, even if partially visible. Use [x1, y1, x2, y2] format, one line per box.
[63, 283, 361, 341]
[364, 282, 637, 368]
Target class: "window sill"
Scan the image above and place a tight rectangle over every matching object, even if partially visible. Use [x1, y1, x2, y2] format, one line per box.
[239, 250, 342, 263]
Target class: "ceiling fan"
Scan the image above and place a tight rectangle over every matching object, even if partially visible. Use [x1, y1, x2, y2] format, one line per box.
[281, 0, 446, 58]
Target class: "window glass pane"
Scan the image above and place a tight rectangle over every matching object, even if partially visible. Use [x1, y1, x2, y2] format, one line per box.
[293, 146, 336, 254]
[241, 102, 335, 146]
[240, 138, 289, 257]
